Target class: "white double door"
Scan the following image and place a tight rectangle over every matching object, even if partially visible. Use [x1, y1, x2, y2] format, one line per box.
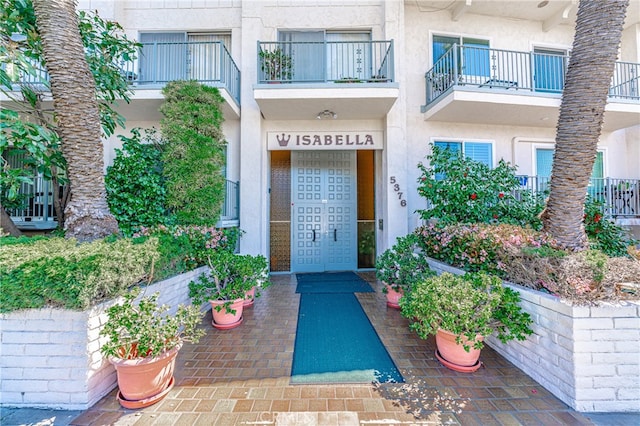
[291, 151, 357, 272]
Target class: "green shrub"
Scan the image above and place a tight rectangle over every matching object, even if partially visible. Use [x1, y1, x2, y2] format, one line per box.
[105, 128, 168, 236]
[416, 144, 544, 228]
[583, 197, 636, 257]
[160, 81, 227, 225]
[0, 237, 159, 312]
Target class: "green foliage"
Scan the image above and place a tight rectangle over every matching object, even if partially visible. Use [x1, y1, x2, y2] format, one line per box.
[105, 128, 168, 236]
[0, 236, 159, 312]
[259, 47, 293, 80]
[583, 197, 636, 257]
[100, 287, 204, 360]
[0, 227, 239, 313]
[375, 233, 434, 293]
[160, 81, 227, 225]
[416, 144, 544, 228]
[189, 250, 269, 313]
[0, 109, 66, 208]
[415, 223, 558, 277]
[1, 2, 139, 227]
[133, 224, 235, 277]
[400, 272, 533, 352]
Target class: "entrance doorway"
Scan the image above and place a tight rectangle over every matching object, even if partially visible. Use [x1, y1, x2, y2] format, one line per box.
[269, 150, 375, 273]
[291, 151, 357, 272]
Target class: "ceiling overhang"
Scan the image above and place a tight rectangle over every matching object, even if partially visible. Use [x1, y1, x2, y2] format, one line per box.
[423, 89, 640, 132]
[253, 84, 399, 120]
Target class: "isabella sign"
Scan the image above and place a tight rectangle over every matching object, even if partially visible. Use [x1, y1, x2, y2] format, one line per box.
[267, 131, 383, 151]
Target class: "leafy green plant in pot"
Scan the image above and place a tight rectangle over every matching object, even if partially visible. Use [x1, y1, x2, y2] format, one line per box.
[399, 272, 533, 372]
[259, 47, 293, 82]
[375, 234, 434, 308]
[189, 249, 269, 329]
[100, 287, 205, 408]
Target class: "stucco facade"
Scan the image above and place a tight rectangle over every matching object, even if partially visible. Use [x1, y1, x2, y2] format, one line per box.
[77, 0, 639, 271]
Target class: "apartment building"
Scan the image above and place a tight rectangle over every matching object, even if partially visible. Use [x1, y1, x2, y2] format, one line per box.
[9, 0, 640, 273]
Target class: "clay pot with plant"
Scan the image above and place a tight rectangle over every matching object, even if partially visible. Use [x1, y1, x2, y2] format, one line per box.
[375, 234, 434, 308]
[399, 272, 533, 372]
[100, 287, 205, 408]
[189, 249, 269, 329]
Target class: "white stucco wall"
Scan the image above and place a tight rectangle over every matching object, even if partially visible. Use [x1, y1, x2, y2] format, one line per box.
[81, 0, 639, 256]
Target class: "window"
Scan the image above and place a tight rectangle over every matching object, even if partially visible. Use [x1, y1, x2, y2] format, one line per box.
[535, 148, 603, 178]
[434, 141, 492, 181]
[533, 47, 568, 93]
[433, 35, 490, 78]
[535, 147, 604, 194]
[279, 31, 371, 82]
[435, 141, 493, 167]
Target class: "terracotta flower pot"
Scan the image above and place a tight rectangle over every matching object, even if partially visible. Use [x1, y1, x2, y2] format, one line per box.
[109, 342, 181, 404]
[435, 329, 483, 371]
[384, 283, 403, 309]
[210, 298, 244, 329]
[244, 287, 256, 307]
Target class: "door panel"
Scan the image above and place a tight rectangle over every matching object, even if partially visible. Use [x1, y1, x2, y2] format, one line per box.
[291, 151, 357, 272]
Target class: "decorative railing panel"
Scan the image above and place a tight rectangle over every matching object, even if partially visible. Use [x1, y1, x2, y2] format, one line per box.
[257, 40, 394, 84]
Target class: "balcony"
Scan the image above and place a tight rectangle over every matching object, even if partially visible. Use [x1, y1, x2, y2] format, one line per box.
[515, 176, 639, 218]
[8, 41, 241, 120]
[421, 45, 640, 131]
[254, 40, 399, 120]
[6, 178, 240, 230]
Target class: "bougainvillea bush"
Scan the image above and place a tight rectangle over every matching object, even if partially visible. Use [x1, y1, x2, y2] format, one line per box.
[415, 223, 639, 303]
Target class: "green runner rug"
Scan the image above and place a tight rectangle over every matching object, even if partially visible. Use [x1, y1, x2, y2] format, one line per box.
[291, 278, 403, 384]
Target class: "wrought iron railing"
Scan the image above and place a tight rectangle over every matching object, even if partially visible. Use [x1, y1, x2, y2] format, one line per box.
[8, 41, 241, 104]
[257, 40, 394, 83]
[425, 44, 640, 105]
[516, 176, 639, 218]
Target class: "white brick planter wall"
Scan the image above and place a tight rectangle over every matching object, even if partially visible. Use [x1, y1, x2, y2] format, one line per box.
[426, 258, 640, 413]
[0, 266, 207, 410]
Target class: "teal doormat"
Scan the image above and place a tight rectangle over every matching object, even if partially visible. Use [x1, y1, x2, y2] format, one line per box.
[295, 272, 374, 293]
[291, 293, 403, 384]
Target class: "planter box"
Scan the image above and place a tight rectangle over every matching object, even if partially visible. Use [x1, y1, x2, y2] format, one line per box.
[426, 258, 640, 412]
[0, 267, 207, 410]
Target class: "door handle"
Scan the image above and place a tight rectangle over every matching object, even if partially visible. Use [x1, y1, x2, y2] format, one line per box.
[334, 229, 337, 242]
[312, 229, 316, 242]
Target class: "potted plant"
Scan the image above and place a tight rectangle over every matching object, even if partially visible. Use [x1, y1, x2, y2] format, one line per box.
[100, 287, 205, 409]
[375, 234, 434, 308]
[259, 47, 293, 82]
[399, 272, 533, 372]
[358, 225, 376, 268]
[189, 250, 269, 329]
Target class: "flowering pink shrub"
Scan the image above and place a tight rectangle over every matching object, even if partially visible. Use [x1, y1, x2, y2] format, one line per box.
[416, 223, 558, 277]
[134, 224, 235, 271]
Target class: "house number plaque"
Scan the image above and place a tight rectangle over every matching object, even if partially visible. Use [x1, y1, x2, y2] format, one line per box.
[389, 176, 406, 207]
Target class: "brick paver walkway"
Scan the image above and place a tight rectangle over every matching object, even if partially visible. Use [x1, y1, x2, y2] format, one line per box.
[70, 273, 594, 425]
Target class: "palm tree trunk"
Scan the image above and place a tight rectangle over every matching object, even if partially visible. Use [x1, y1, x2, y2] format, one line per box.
[542, 0, 629, 250]
[32, 0, 118, 241]
[0, 204, 23, 237]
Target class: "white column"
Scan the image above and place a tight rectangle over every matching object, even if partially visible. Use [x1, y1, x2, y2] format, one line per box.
[380, 0, 409, 251]
[238, 1, 269, 256]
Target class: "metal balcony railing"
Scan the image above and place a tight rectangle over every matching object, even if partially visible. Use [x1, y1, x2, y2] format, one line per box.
[516, 176, 639, 218]
[6, 177, 240, 227]
[425, 44, 640, 105]
[8, 41, 241, 105]
[257, 40, 394, 84]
